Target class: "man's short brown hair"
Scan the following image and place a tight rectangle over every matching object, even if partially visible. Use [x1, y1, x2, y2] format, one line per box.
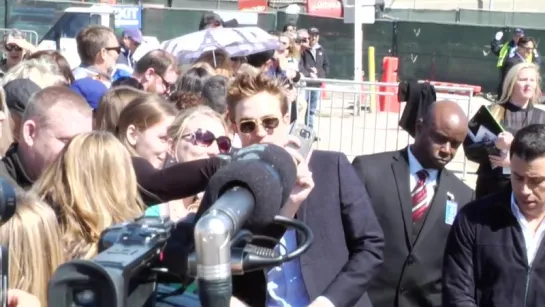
[226, 73, 289, 123]
[23, 86, 92, 126]
[76, 26, 115, 66]
[134, 49, 178, 77]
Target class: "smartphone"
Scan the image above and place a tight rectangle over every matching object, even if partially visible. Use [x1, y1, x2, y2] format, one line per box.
[288, 123, 316, 159]
[0, 246, 8, 307]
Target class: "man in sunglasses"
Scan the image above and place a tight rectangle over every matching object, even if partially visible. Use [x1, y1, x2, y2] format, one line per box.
[226, 73, 384, 307]
[132, 49, 178, 96]
[73, 26, 121, 87]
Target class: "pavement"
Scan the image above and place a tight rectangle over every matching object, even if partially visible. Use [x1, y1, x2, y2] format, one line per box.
[308, 86, 493, 189]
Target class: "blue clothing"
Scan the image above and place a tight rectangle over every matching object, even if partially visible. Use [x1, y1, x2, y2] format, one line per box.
[267, 229, 310, 307]
[70, 77, 108, 110]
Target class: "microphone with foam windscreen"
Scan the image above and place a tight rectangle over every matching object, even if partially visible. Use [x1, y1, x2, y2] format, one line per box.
[191, 143, 298, 307]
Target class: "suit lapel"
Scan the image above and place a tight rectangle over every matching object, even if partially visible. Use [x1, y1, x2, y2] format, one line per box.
[391, 149, 413, 247]
[413, 170, 449, 247]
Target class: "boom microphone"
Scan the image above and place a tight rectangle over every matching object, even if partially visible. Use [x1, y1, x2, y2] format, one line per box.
[192, 143, 297, 307]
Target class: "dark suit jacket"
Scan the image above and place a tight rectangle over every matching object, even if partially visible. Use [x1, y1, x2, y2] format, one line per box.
[233, 150, 385, 307]
[352, 148, 474, 307]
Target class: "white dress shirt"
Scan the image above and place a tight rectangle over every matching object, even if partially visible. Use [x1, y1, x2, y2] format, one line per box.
[510, 193, 545, 266]
[407, 147, 438, 200]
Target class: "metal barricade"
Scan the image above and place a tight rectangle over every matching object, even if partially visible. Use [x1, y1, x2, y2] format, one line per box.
[295, 78, 485, 186]
[0, 28, 39, 47]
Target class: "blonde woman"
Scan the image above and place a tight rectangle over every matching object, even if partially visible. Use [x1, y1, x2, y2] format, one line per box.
[0, 29, 36, 75]
[94, 86, 147, 132]
[116, 94, 177, 169]
[32, 131, 145, 260]
[0, 190, 64, 306]
[0, 86, 13, 154]
[2, 57, 67, 87]
[145, 106, 230, 220]
[466, 62, 545, 198]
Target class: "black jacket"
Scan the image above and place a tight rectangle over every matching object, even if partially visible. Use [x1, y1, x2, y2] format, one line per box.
[0, 143, 33, 190]
[443, 190, 545, 307]
[353, 148, 474, 307]
[231, 150, 384, 307]
[299, 45, 329, 87]
[397, 82, 437, 138]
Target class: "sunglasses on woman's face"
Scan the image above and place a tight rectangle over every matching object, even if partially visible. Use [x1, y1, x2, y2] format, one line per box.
[238, 116, 280, 134]
[5, 44, 21, 52]
[182, 129, 231, 154]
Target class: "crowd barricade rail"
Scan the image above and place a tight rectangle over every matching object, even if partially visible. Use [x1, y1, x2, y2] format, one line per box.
[294, 78, 480, 184]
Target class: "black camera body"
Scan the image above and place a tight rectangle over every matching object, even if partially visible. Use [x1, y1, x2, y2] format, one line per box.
[48, 216, 174, 307]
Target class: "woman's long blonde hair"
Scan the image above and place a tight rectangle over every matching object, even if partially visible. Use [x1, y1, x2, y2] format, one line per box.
[0, 190, 64, 306]
[2, 58, 67, 87]
[116, 94, 177, 157]
[0, 87, 13, 153]
[32, 131, 145, 260]
[492, 62, 542, 122]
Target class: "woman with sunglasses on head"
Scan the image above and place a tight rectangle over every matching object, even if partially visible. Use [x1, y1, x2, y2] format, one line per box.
[0, 29, 36, 76]
[145, 105, 231, 221]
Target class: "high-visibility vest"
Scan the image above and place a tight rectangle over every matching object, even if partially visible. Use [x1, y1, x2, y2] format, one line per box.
[496, 43, 511, 67]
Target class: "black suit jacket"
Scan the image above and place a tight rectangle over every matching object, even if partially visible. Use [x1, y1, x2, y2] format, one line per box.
[233, 150, 384, 307]
[352, 148, 474, 307]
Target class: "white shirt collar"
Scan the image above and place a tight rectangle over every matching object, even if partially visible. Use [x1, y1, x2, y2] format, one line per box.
[510, 192, 545, 265]
[407, 146, 439, 180]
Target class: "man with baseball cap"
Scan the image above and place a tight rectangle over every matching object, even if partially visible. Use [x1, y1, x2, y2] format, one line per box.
[490, 28, 525, 96]
[117, 28, 142, 68]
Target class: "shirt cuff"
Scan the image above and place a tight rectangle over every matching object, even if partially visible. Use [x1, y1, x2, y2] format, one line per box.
[315, 296, 335, 307]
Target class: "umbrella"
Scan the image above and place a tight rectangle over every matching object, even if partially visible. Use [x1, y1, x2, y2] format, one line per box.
[160, 26, 279, 64]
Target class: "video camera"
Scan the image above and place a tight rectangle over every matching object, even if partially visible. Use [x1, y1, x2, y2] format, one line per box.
[48, 143, 315, 307]
[48, 214, 313, 306]
[0, 177, 19, 307]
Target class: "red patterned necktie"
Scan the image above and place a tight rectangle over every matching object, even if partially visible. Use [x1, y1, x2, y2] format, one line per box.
[411, 169, 430, 221]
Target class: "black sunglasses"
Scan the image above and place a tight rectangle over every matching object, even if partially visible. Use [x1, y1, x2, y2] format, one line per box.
[238, 116, 280, 134]
[5, 44, 21, 52]
[104, 46, 121, 54]
[158, 74, 176, 94]
[182, 129, 231, 154]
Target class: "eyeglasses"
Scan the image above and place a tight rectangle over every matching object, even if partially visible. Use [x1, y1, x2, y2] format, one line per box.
[182, 129, 232, 154]
[5, 44, 21, 52]
[238, 116, 280, 134]
[104, 46, 121, 54]
[158, 74, 175, 94]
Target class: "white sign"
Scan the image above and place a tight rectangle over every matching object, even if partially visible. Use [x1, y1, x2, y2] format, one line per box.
[113, 5, 141, 28]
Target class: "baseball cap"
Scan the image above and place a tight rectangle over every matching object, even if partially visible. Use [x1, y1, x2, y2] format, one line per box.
[515, 28, 525, 35]
[70, 77, 108, 110]
[4, 79, 41, 116]
[309, 27, 320, 35]
[122, 28, 143, 44]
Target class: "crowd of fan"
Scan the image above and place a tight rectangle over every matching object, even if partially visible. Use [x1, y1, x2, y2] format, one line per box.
[0, 22, 320, 307]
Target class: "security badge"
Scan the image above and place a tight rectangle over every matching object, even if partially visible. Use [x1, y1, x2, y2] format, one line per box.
[445, 192, 458, 225]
